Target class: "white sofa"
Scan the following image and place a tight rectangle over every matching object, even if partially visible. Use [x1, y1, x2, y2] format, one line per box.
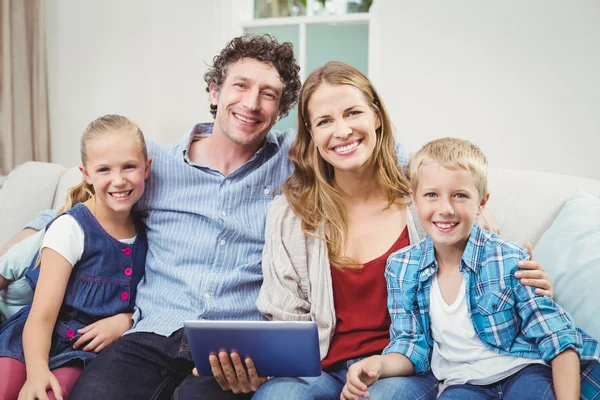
[2, 161, 600, 249]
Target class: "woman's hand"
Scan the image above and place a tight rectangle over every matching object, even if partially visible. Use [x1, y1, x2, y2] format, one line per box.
[341, 356, 382, 400]
[515, 242, 554, 298]
[72, 312, 133, 353]
[192, 352, 267, 394]
[18, 369, 63, 400]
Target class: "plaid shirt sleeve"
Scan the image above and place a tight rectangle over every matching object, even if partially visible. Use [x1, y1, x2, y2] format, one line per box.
[511, 248, 583, 362]
[383, 251, 432, 374]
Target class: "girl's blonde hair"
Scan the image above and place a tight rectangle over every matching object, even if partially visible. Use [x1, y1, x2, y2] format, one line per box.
[410, 137, 489, 200]
[284, 61, 410, 268]
[35, 115, 147, 267]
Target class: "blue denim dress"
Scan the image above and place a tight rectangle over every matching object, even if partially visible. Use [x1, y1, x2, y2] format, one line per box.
[0, 203, 147, 369]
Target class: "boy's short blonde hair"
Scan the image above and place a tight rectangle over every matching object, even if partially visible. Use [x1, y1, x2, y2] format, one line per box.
[410, 137, 489, 200]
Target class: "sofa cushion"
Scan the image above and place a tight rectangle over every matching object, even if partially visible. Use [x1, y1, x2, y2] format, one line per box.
[534, 190, 600, 340]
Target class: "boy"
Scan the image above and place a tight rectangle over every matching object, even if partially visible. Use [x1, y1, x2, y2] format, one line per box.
[341, 138, 600, 400]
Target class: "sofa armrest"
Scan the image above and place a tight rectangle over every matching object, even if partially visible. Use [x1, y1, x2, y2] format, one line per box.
[0, 162, 67, 247]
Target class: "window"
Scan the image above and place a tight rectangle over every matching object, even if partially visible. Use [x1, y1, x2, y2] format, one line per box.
[243, 0, 373, 130]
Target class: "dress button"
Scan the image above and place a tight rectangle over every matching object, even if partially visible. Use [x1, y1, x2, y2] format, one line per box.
[66, 329, 75, 339]
[121, 292, 129, 301]
[123, 247, 132, 256]
[124, 268, 133, 277]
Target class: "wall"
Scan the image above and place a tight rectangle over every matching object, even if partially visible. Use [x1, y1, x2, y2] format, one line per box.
[373, 0, 600, 180]
[45, 0, 242, 167]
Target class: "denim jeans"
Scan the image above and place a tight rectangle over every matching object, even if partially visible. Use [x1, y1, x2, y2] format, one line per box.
[69, 328, 252, 400]
[438, 364, 555, 400]
[252, 357, 439, 400]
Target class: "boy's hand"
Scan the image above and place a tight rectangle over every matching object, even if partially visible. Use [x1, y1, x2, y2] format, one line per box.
[18, 369, 63, 400]
[196, 352, 266, 393]
[341, 356, 382, 400]
[72, 312, 133, 353]
[515, 242, 554, 298]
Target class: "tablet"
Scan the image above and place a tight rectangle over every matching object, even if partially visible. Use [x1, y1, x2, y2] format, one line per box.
[184, 320, 322, 377]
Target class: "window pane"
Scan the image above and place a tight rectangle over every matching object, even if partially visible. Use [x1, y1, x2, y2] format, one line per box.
[310, 0, 372, 16]
[254, 0, 306, 19]
[306, 22, 369, 76]
[244, 25, 300, 132]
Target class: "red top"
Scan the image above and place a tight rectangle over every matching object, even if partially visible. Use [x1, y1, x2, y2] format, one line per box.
[321, 227, 410, 369]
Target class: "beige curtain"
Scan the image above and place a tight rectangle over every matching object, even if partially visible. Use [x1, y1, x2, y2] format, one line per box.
[0, 0, 50, 176]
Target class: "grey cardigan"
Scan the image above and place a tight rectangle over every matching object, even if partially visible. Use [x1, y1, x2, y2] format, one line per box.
[256, 195, 426, 360]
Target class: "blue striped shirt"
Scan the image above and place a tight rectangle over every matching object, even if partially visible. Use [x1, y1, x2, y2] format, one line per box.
[27, 122, 410, 337]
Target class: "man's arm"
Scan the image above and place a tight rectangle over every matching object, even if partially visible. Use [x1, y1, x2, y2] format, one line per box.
[0, 228, 39, 258]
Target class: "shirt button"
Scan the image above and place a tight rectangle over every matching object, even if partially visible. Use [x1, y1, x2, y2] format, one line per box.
[264, 188, 270, 195]
[123, 247, 132, 256]
[204, 293, 211, 300]
[221, 211, 227, 217]
[225, 180, 231, 185]
[120, 292, 129, 301]
[220, 239, 226, 246]
[66, 329, 75, 339]
[124, 268, 133, 277]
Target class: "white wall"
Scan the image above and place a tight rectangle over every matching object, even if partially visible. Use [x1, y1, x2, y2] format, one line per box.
[45, 0, 242, 167]
[373, 0, 600, 180]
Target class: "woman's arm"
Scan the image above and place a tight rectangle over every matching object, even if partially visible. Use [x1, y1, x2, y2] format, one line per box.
[20, 248, 72, 400]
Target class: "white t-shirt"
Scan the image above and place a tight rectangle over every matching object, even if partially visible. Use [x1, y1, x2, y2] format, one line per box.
[429, 274, 545, 389]
[41, 214, 136, 267]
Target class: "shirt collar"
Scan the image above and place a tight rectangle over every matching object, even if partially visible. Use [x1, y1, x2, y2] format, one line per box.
[418, 222, 487, 277]
[180, 122, 281, 160]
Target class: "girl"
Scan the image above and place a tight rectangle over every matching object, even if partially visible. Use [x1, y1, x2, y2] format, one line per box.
[0, 115, 151, 400]
[252, 62, 554, 399]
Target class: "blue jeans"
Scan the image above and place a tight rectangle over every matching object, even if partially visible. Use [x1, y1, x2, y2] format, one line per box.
[439, 364, 555, 400]
[252, 357, 439, 400]
[69, 328, 251, 400]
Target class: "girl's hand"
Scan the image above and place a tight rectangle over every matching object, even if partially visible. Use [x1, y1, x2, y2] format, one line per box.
[18, 369, 63, 400]
[515, 242, 554, 298]
[72, 312, 133, 353]
[341, 356, 382, 400]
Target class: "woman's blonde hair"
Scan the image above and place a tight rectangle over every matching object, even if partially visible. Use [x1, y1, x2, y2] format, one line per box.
[35, 114, 147, 267]
[284, 61, 410, 268]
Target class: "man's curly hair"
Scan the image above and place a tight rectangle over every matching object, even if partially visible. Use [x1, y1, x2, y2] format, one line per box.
[204, 34, 301, 120]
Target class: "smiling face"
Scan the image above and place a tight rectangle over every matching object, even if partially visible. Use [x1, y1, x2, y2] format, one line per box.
[307, 83, 381, 174]
[210, 57, 284, 150]
[80, 130, 151, 217]
[411, 163, 489, 253]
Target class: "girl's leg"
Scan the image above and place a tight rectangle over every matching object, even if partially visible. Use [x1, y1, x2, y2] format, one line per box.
[502, 364, 555, 400]
[366, 371, 439, 400]
[46, 365, 83, 400]
[0, 357, 26, 400]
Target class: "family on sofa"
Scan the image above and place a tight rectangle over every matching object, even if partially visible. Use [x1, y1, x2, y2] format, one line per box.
[0, 34, 598, 400]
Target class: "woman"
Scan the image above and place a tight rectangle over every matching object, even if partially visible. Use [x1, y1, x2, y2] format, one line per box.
[253, 61, 553, 400]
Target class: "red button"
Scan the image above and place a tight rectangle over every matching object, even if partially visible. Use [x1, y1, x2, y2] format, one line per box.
[66, 329, 75, 339]
[123, 247, 132, 256]
[124, 268, 133, 277]
[120, 292, 129, 301]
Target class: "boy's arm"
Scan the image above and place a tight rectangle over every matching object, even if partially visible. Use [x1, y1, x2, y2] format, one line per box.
[383, 255, 432, 375]
[551, 349, 580, 400]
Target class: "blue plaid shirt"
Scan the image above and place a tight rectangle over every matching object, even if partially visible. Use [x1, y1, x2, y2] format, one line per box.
[384, 223, 600, 398]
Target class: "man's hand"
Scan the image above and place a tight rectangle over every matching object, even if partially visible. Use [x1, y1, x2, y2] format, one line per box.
[341, 356, 382, 400]
[72, 312, 133, 353]
[515, 242, 554, 298]
[192, 352, 267, 394]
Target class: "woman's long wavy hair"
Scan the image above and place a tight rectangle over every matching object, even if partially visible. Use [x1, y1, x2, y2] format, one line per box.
[34, 115, 147, 267]
[284, 61, 410, 269]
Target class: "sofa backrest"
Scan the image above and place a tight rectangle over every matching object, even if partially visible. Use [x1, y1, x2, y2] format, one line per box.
[1, 162, 600, 250]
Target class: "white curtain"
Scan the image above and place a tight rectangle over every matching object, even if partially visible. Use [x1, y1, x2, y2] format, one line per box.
[0, 0, 50, 176]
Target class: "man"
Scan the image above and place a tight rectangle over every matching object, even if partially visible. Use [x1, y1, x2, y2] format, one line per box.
[21, 34, 301, 399]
